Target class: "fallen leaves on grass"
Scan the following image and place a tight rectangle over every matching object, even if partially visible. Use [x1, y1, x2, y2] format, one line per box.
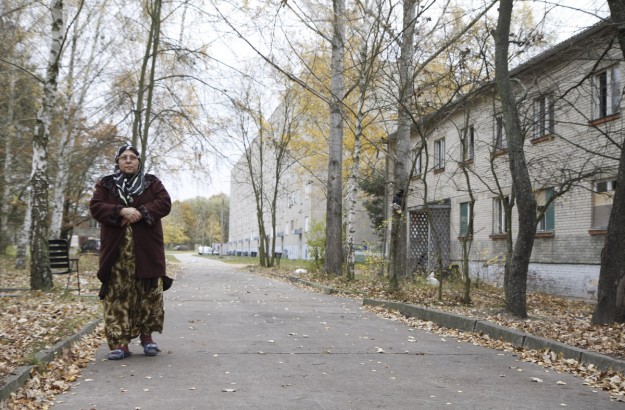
[0, 255, 182, 409]
[1, 325, 104, 410]
[0, 291, 101, 385]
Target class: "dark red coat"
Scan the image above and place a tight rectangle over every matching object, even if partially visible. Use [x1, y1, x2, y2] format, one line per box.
[89, 174, 171, 287]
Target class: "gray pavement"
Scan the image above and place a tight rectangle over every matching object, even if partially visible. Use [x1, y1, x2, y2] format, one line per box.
[53, 256, 621, 410]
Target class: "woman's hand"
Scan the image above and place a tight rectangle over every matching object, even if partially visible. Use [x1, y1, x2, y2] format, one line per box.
[120, 207, 143, 225]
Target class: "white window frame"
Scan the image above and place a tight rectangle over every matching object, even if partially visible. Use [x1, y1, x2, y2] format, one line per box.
[495, 115, 507, 150]
[287, 192, 297, 208]
[462, 126, 475, 161]
[592, 179, 617, 229]
[493, 196, 508, 234]
[592, 66, 621, 120]
[595, 180, 617, 193]
[459, 201, 472, 237]
[533, 95, 555, 138]
[413, 151, 422, 176]
[536, 188, 555, 232]
[434, 138, 445, 169]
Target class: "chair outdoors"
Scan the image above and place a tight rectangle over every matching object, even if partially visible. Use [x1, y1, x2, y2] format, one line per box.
[48, 239, 80, 294]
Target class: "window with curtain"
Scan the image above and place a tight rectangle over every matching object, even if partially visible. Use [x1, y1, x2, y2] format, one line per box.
[533, 95, 555, 138]
[592, 180, 617, 229]
[591, 66, 621, 120]
[460, 201, 472, 237]
[493, 196, 508, 234]
[434, 138, 445, 169]
[461, 125, 475, 161]
[495, 115, 507, 150]
[537, 188, 555, 232]
[413, 151, 422, 176]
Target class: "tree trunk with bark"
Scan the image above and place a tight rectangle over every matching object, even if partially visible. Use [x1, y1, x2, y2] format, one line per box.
[389, 0, 416, 287]
[50, 15, 80, 239]
[593, 1, 625, 324]
[1, 73, 16, 254]
[325, 0, 345, 276]
[132, 0, 162, 152]
[30, 0, 66, 290]
[494, 0, 536, 318]
[345, 124, 361, 281]
[15, 189, 32, 270]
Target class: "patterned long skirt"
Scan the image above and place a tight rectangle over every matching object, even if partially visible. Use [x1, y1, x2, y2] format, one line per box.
[103, 227, 164, 350]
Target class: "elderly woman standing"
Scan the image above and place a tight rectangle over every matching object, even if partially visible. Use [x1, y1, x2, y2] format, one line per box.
[90, 145, 173, 360]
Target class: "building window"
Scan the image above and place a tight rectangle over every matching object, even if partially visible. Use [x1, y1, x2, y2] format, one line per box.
[413, 151, 422, 177]
[592, 66, 621, 120]
[533, 95, 555, 138]
[459, 201, 472, 237]
[461, 126, 475, 162]
[495, 115, 507, 150]
[304, 216, 310, 232]
[434, 138, 445, 170]
[592, 180, 617, 229]
[287, 192, 297, 208]
[536, 188, 555, 232]
[493, 196, 508, 234]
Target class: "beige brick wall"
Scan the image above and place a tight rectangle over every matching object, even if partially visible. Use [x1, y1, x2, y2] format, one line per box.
[405, 29, 623, 298]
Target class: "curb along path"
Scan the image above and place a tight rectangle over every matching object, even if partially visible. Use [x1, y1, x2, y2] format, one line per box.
[0, 319, 101, 402]
[288, 277, 625, 375]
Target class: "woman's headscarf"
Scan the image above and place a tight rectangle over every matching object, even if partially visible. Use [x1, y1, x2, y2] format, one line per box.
[113, 145, 145, 205]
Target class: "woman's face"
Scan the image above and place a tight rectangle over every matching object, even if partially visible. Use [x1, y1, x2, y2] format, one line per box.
[117, 149, 140, 175]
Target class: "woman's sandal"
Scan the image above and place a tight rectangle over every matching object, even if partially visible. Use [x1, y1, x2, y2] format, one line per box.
[108, 346, 131, 360]
[143, 342, 159, 356]
[140, 334, 159, 356]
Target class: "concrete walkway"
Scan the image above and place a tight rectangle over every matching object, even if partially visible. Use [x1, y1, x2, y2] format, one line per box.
[53, 256, 621, 410]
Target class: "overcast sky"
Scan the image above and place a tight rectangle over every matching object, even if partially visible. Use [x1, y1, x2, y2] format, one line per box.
[162, 0, 610, 202]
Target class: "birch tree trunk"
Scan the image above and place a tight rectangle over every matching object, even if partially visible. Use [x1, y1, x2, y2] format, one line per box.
[30, 0, 65, 290]
[345, 119, 362, 280]
[494, 0, 536, 318]
[50, 2, 104, 239]
[345, 16, 374, 280]
[50, 14, 79, 239]
[592, 1, 625, 324]
[325, 0, 345, 275]
[389, 0, 416, 287]
[15, 188, 32, 270]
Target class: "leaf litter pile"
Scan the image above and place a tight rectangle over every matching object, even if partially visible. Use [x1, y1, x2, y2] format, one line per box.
[0, 255, 103, 409]
[1, 256, 624, 407]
